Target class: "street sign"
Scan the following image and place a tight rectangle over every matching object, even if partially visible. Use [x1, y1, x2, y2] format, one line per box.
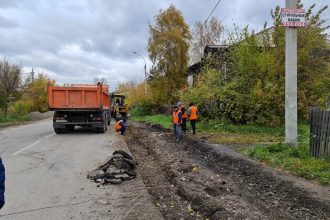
[281, 8, 306, 27]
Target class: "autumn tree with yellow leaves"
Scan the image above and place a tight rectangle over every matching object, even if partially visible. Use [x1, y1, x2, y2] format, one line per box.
[147, 5, 191, 105]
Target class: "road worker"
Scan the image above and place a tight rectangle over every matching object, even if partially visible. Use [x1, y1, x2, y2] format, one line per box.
[115, 119, 126, 135]
[177, 101, 187, 134]
[172, 105, 182, 142]
[188, 102, 198, 135]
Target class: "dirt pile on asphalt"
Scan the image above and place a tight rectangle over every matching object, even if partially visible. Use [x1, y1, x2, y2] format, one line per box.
[125, 122, 330, 220]
[88, 150, 137, 184]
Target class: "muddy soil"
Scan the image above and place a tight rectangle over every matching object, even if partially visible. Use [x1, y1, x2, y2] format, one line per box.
[125, 122, 330, 220]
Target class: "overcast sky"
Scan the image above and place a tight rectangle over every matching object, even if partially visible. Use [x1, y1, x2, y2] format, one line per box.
[0, 0, 328, 90]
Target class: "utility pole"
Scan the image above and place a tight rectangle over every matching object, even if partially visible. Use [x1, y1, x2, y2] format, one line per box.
[31, 68, 35, 83]
[144, 63, 147, 96]
[285, 0, 298, 146]
[132, 51, 147, 96]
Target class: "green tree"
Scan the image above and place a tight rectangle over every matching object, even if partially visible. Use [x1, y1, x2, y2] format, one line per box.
[226, 2, 330, 124]
[148, 5, 191, 105]
[228, 28, 283, 125]
[23, 73, 55, 113]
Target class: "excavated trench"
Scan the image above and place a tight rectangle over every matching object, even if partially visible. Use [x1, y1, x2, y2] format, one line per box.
[125, 122, 330, 220]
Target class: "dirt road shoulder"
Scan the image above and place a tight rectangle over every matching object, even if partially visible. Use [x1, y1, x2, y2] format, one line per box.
[125, 121, 330, 219]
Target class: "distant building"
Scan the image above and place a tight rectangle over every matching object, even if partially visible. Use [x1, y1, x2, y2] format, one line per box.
[187, 27, 279, 87]
[187, 27, 330, 87]
[187, 45, 230, 86]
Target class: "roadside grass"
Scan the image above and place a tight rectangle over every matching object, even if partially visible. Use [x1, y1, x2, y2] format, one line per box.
[130, 114, 173, 129]
[198, 121, 283, 144]
[246, 124, 330, 186]
[130, 113, 283, 144]
[0, 114, 31, 126]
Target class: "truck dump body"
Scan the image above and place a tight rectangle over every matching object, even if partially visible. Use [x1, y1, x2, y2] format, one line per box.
[48, 84, 111, 134]
[48, 84, 110, 110]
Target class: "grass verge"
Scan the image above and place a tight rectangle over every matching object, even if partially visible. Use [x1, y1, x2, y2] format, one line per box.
[246, 124, 330, 186]
[247, 144, 330, 185]
[130, 114, 283, 144]
[0, 114, 31, 127]
[131, 114, 173, 129]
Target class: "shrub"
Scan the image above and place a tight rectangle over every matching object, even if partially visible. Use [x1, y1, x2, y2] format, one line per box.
[8, 100, 32, 115]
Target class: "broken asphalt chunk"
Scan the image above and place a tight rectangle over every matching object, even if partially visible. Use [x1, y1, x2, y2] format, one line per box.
[88, 150, 137, 185]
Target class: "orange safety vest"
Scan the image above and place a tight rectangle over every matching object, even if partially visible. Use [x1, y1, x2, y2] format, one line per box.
[180, 107, 188, 119]
[172, 110, 181, 124]
[115, 121, 122, 131]
[189, 106, 198, 120]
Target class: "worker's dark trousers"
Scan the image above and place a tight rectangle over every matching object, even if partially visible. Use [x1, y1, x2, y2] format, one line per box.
[121, 112, 127, 122]
[120, 126, 126, 135]
[190, 119, 197, 134]
[182, 118, 187, 133]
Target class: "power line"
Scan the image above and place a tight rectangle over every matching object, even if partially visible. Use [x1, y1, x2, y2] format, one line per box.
[205, 0, 222, 24]
[194, 0, 223, 38]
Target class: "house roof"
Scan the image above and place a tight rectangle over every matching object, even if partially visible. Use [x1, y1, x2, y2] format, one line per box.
[204, 44, 230, 56]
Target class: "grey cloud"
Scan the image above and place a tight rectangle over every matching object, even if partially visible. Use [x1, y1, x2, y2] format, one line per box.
[0, 15, 18, 28]
[0, 0, 328, 90]
[0, 0, 19, 8]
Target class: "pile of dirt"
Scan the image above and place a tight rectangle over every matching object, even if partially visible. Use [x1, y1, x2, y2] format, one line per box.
[125, 122, 330, 220]
[88, 150, 137, 184]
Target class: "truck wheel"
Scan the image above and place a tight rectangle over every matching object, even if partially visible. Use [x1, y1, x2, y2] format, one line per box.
[54, 128, 62, 134]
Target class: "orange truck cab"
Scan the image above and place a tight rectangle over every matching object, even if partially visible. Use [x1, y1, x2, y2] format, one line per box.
[47, 84, 111, 134]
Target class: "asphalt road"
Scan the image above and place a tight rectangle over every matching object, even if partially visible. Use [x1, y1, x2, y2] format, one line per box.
[0, 119, 162, 220]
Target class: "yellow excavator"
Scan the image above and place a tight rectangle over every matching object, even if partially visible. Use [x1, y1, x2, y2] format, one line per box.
[110, 93, 128, 120]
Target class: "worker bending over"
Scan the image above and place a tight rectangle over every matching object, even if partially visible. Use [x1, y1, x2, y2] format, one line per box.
[115, 120, 126, 135]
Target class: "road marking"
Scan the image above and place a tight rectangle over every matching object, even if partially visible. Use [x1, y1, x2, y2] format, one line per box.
[46, 133, 55, 139]
[12, 140, 41, 156]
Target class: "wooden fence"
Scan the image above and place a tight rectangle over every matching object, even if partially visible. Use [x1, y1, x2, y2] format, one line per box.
[310, 108, 330, 157]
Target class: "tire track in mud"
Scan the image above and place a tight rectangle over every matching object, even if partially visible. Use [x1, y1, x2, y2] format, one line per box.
[125, 122, 330, 220]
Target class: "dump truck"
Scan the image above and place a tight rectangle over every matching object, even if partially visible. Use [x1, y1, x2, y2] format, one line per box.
[47, 84, 111, 134]
[110, 93, 128, 120]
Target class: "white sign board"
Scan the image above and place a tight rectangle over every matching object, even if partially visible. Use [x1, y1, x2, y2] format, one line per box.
[281, 8, 306, 27]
